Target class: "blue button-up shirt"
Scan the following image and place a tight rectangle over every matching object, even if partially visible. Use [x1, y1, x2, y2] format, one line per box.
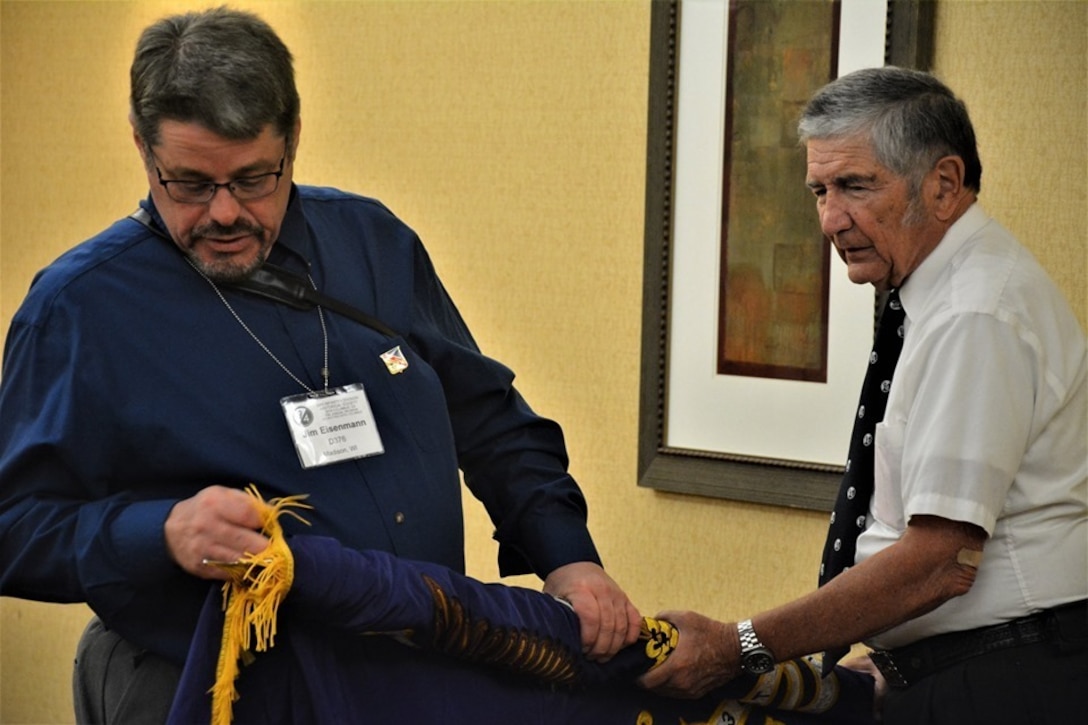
[0, 185, 598, 663]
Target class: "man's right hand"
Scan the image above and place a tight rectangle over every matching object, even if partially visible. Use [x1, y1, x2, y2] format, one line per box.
[163, 485, 269, 579]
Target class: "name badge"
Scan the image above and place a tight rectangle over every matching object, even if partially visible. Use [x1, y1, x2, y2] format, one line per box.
[281, 384, 384, 468]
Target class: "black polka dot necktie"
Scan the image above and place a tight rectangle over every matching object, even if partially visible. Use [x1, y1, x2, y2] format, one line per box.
[819, 289, 905, 671]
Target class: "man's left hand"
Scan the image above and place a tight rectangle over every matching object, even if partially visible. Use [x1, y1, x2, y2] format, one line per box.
[542, 561, 641, 661]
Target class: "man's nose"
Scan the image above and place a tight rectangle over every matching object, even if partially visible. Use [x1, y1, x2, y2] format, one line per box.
[819, 192, 851, 238]
[206, 186, 243, 224]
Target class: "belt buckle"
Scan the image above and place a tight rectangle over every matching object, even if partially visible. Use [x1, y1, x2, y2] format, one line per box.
[868, 650, 911, 689]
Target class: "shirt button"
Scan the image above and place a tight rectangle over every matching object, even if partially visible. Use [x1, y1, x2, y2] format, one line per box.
[394, 512, 406, 524]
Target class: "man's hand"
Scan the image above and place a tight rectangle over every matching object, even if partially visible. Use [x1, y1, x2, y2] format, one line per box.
[637, 610, 738, 698]
[163, 485, 269, 580]
[842, 653, 888, 718]
[542, 561, 641, 661]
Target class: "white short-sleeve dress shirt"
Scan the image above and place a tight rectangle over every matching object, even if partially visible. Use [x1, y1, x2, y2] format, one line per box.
[857, 203, 1087, 650]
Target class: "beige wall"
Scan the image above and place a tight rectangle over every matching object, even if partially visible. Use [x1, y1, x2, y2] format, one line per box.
[932, 0, 1087, 321]
[1, 1, 1084, 722]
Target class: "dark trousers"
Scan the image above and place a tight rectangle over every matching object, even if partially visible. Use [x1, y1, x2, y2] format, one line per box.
[72, 617, 181, 725]
[883, 638, 1088, 724]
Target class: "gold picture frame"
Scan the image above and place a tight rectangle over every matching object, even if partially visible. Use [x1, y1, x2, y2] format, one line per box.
[638, 0, 934, 511]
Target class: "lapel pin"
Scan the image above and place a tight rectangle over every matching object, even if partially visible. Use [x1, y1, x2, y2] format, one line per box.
[380, 346, 409, 375]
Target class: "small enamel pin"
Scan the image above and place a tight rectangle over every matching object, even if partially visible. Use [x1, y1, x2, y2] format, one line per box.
[380, 346, 409, 375]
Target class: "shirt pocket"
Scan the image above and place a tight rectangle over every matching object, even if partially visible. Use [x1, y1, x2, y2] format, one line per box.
[872, 420, 907, 530]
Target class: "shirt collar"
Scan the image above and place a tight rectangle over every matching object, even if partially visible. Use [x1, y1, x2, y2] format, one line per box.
[266, 185, 314, 273]
[898, 202, 989, 318]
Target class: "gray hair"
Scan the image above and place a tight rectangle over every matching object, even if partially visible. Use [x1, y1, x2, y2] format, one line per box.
[130, 6, 300, 150]
[798, 67, 981, 195]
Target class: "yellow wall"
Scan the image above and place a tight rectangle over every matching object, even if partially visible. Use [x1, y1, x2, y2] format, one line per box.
[1, 1, 1084, 722]
[932, 0, 1087, 320]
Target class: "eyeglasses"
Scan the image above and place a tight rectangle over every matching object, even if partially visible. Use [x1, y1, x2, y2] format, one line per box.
[153, 149, 286, 204]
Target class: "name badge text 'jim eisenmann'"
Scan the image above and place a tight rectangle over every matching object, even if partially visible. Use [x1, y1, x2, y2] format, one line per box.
[281, 383, 385, 468]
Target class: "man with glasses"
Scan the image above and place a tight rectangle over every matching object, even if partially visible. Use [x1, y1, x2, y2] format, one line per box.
[0, 8, 639, 722]
[153, 148, 286, 206]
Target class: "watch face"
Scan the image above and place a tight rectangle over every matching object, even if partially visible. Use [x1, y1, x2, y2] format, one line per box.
[744, 650, 775, 674]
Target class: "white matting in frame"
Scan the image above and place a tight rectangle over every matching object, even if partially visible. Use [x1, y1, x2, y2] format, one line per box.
[665, 0, 887, 467]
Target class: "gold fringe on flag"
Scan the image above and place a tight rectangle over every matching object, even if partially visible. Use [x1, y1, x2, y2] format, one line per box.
[207, 485, 311, 725]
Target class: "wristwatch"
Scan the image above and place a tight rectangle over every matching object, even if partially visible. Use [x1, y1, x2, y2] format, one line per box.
[736, 619, 775, 675]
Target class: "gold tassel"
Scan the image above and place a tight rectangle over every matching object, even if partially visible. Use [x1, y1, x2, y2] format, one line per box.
[208, 485, 311, 725]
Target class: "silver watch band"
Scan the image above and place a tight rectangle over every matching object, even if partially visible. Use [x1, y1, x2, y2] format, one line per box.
[737, 618, 764, 650]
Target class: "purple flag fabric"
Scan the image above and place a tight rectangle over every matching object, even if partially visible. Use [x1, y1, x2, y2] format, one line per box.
[168, 535, 875, 724]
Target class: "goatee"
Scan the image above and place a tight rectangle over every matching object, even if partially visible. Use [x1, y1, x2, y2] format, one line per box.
[186, 249, 269, 283]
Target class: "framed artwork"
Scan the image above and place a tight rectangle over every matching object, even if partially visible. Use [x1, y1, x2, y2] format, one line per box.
[638, 0, 934, 511]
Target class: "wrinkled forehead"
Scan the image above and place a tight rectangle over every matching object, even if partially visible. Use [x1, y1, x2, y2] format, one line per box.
[148, 121, 288, 177]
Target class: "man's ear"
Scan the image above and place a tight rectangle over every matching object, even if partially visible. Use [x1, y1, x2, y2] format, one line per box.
[288, 117, 302, 162]
[930, 155, 967, 222]
[130, 118, 151, 168]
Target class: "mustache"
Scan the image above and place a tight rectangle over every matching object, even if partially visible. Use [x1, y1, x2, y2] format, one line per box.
[192, 221, 264, 239]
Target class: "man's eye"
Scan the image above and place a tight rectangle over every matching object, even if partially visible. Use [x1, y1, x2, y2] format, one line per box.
[232, 177, 265, 192]
[175, 181, 212, 194]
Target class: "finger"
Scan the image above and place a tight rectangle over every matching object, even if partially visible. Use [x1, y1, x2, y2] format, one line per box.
[193, 529, 270, 579]
[195, 559, 235, 581]
[637, 659, 672, 690]
[226, 496, 265, 530]
[604, 597, 635, 658]
[578, 603, 602, 655]
[227, 527, 272, 558]
[202, 530, 270, 564]
[586, 598, 619, 660]
[170, 521, 269, 577]
[594, 594, 636, 661]
[563, 591, 599, 654]
[625, 600, 643, 646]
[653, 609, 686, 621]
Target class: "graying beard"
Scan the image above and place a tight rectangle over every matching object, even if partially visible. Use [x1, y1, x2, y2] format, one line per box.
[187, 247, 268, 283]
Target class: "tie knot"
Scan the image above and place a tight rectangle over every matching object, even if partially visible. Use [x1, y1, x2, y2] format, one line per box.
[886, 288, 903, 313]
[880, 289, 906, 333]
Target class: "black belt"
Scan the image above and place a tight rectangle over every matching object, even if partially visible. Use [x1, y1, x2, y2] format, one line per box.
[869, 600, 1088, 689]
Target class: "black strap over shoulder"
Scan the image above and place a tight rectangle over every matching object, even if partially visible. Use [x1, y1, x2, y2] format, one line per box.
[128, 207, 398, 338]
[230, 264, 398, 338]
